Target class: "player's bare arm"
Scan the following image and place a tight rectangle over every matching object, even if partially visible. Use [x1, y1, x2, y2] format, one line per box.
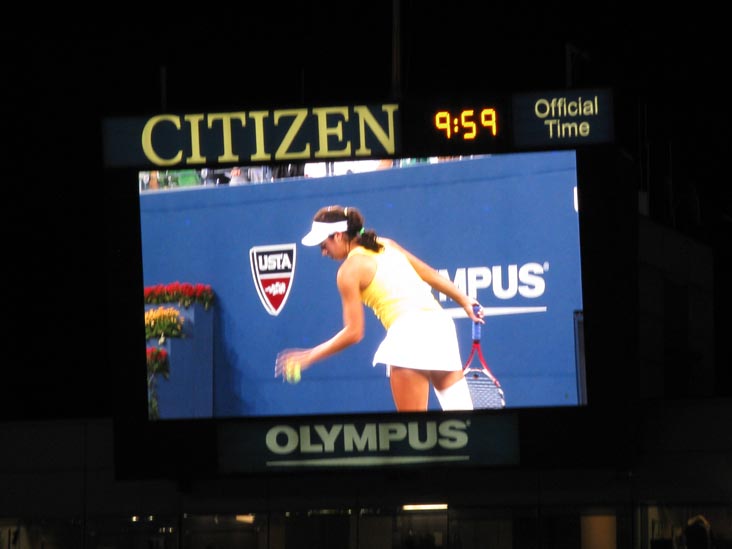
[384, 238, 484, 323]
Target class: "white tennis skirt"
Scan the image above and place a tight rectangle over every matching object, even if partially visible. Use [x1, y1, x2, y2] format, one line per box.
[372, 309, 464, 375]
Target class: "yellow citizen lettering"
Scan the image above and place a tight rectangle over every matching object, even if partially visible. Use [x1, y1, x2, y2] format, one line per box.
[273, 108, 311, 160]
[207, 112, 247, 163]
[312, 106, 350, 159]
[248, 111, 272, 162]
[132, 103, 402, 169]
[141, 115, 184, 167]
[353, 104, 398, 156]
[184, 114, 207, 165]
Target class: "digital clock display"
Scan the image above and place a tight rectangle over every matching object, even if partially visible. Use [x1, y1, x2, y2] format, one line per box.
[434, 108, 498, 140]
[388, 89, 613, 158]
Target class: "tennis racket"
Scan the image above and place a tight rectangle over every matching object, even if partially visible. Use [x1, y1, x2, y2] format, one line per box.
[463, 305, 506, 409]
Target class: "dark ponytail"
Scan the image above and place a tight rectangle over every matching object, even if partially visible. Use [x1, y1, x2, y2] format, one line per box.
[357, 227, 382, 252]
[313, 205, 383, 252]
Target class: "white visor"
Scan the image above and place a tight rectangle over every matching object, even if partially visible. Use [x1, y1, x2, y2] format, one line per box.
[301, 220, 349, 246]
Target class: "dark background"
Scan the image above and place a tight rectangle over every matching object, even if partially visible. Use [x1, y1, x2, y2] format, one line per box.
[3, 4, 729, 421]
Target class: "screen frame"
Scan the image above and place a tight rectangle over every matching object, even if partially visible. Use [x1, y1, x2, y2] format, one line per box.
[107, 139, 636, 480]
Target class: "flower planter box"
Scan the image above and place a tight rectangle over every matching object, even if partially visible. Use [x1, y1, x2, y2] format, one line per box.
[145, 302, 214, 419]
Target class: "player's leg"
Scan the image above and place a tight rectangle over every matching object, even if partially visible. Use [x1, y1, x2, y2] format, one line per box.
[389, 366, 431, 411]
[430, 370, 473, 410]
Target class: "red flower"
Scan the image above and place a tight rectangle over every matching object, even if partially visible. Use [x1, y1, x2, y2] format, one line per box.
[143, 281, 214, 309]
[146, 346, 170, 377]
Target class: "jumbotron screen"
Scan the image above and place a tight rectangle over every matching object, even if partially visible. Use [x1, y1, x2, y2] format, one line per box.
[137, 152, 585, 421]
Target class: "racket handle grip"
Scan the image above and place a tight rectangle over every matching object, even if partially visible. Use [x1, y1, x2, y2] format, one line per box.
[472, 304, 481, 341]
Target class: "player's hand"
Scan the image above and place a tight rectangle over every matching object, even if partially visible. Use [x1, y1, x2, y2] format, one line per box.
[466, 301, 485, 323]
[275, 348, 311, 382]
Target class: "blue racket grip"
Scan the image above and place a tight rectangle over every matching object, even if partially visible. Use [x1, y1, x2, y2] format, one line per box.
[472, 304, 482, 341]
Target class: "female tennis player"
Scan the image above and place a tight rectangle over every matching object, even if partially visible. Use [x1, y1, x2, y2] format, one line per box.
[275, 205, 484, 411]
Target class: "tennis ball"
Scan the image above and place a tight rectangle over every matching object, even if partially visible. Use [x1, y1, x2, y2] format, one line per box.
[285, 360, 301, 384]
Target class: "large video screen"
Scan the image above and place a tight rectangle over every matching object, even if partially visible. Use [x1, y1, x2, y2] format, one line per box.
[138, 152, 585, 420]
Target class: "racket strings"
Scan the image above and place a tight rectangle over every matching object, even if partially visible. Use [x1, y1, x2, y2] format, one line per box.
[463, 342, 506, 409]
[465, 370, 506, 408]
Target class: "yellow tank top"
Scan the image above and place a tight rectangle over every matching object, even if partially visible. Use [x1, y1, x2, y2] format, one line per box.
[349, 242, 442, 329]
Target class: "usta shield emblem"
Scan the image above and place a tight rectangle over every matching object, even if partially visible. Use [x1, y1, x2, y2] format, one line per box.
[249, 244, 296, 316]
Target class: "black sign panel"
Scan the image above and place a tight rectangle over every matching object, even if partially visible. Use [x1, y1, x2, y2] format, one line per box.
[102, 90, 614, 168]
[512, 88, 614, 148]
[218, 413, 519, 473]
[103, 104, 401, 168]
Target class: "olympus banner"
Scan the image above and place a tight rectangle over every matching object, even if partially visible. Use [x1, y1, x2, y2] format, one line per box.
[217, 413, 519, 473]
[102, 103, 400, 168]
